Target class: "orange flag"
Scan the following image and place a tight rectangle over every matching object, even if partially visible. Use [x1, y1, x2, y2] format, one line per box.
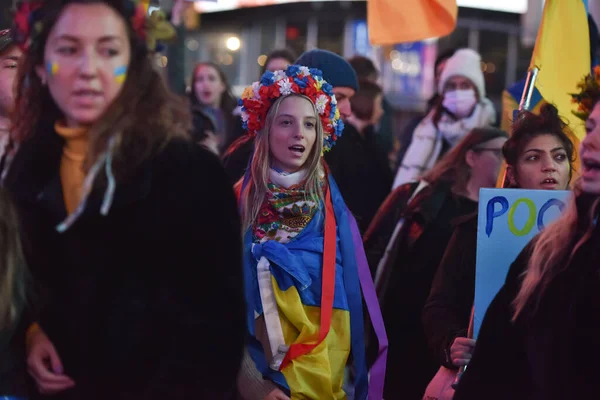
[367, 0, 458, 45]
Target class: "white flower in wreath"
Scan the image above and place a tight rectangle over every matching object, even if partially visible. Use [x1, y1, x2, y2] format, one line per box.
[299, 66, 310, 76]
[278, 79, 293, 96]
[315, 94, 329, 114]
[331, 94, 337, 105]
[273, 70, 287, 82]
[241, 111, 249, 122]
[252, 81, 260, 98]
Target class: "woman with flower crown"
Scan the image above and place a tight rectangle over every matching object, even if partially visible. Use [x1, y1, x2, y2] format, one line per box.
[235, 65, 387, 400]
[6, 0, 245, 399]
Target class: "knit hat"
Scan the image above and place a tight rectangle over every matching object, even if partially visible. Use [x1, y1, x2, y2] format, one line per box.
[296, 49, 359, 92]
[438, 48, 485, 98]
[0, 29, 13, 54]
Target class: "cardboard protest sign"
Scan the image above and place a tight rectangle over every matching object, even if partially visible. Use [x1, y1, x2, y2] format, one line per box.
[474, 188, 571, 338]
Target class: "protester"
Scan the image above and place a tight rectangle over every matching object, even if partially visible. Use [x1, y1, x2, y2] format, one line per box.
[348, 55, 396, 169]
[7, 1, 244, 398]
[189, 61, 244, 155]
[454, 71, 600, 400]
[364, 127, 508, 399]
[422, 103, 574, 376]
[393, 48, 496, 189]
[396, 48, 456, 168]
[0, 188, 29, 399]
[236, 65, 386, 400]
[0, 29, 21, 182]
[222, 49, 358, 183]
[325, 79, 392, 233]
[261, 48, 296, 74]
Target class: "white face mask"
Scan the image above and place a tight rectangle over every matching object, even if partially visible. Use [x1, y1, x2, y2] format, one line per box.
[443, 89, 477, 118]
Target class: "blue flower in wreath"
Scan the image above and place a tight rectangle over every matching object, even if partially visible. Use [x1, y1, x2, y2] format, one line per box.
[286, 65, 300, 77]
[322, 82, 333, 95]
[294, 77, 307, 88]
[309, 68, 323, 78]
[260, 71, 275, 86]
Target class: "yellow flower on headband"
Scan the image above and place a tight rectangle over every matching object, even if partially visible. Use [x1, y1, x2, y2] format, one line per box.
[145, 10, 176, 51]
[242, 86, 254, 100]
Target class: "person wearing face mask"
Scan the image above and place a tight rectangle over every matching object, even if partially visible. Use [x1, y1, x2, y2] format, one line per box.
[393, 48, 496, 189]
[422, 104, 574, 398]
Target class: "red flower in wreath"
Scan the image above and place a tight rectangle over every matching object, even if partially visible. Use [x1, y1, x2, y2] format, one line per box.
[13, 1, 43, 51]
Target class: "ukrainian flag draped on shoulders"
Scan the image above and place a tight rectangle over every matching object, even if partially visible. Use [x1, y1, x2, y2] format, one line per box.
[242, 170, 385, 400]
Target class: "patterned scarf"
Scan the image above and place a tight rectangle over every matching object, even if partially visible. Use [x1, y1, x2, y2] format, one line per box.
[253, 169, 319, 244]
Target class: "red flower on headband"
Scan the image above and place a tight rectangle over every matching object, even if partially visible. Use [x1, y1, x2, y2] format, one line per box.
[13, 1, 43, 51]
[131, 4, 147, 41]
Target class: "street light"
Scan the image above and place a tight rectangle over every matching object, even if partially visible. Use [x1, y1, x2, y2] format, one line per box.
[226, 36, 241, 51]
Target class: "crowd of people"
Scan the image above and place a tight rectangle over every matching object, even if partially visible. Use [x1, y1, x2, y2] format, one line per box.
[0, 1, 599, 400]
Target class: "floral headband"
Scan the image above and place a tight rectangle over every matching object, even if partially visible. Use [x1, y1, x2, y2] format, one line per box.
[239, 65, 344, 152]
[13, 0, 176, 53]
[570, 65, 600, 121]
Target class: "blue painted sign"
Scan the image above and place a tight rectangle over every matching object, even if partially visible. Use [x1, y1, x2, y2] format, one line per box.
[474, 188, 571, 338]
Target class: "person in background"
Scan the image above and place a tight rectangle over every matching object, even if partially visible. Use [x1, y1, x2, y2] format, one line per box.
[393, 48, 496, 189]
[364, 127, 508, 399]
[325, 79, 392, 233]
[8, 1, 244, 398]
[222, 49, 358, 183]
[0, 29, 21, 183]
[454, 72, 600, 400]
[0, 188, 29, 400]
[189, 61, 244, 155]
[422, 104, 574, 378]
[261, 48, 296, 75]
[396, 48, 456, 171]
[348, 55, 396, 169]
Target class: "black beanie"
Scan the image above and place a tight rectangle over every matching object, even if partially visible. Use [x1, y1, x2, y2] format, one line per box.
[295, 49, 359, 92]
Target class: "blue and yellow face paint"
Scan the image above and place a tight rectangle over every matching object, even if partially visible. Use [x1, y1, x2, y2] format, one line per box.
[114, 66, 127, 84]
[46, 61, 59, 76]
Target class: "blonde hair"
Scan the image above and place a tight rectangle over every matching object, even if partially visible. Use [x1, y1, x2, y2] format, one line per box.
[0, 188, 27, 330]
[513, 179, 600, 320]
[239, 94, 325, 232]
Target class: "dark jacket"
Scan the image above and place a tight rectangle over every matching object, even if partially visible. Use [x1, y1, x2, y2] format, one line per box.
[0, 310, 28, 397]
[422, 212, 477, 369]
[222, 135, 254, 184]
[5, 127, 246, 400]
[324, 123, 393, 233]
[191, 106, 245, 155]
[364, 181, 477, 399]
[455, 197, 600, 400]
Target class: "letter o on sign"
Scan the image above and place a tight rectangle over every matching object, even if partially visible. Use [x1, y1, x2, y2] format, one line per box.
[507, 198, 536, 236]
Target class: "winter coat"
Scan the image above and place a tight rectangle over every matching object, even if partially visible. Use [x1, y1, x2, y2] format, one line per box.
[422, 213, 477, 369]
[364, 181, 477, 399]
[455, 196, 600, 400]
[5, 125, 246, 400]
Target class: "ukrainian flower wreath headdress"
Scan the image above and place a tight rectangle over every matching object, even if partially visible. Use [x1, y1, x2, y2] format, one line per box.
[571, 65, 600, 121]
[12, 0, 176, 53]
[239, 65, 344, 153]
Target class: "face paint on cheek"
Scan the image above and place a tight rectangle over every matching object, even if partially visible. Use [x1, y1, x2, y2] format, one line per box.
[46, 61, 59, 76]
[114, 66, 127, 84]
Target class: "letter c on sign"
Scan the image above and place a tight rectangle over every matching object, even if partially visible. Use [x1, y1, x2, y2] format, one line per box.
[486, 196, 509, 237]
[537, 198, 566, 231]
[507, 198, 536, 236]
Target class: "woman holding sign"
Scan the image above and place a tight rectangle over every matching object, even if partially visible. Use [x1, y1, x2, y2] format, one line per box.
[422, 103, 574, 374]
[364, 127, 508, 399]
[454, 73, 600, 399]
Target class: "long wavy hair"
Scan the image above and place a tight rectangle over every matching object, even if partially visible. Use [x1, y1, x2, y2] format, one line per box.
[513, 181, 600, 320]
[12, 0, 190, 183]
[0, 188, 28, 331]
[422, 127, 508, 196]
[239, 94, 324, 233]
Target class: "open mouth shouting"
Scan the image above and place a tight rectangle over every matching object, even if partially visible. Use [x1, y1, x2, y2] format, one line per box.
[289, 144, 306, 156]
[539, 177, 559, 189]
[582, 157, 600, 180]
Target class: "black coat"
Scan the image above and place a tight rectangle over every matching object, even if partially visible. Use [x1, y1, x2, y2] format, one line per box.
[364, 182, 477, 399]
[324, 123, 393, 233]
[455, 197, 600, 400]
[422, 212, 477, 369]
[5, 128, 245, 400]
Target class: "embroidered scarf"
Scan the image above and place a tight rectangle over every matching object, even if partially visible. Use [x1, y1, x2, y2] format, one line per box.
[253, 169, 319, 243]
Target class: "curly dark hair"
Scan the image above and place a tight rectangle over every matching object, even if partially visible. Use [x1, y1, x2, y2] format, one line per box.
[503, 103, 576, 173]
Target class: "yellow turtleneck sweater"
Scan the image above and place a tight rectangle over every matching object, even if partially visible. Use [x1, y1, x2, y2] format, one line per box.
[54, 122, 89, 215]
